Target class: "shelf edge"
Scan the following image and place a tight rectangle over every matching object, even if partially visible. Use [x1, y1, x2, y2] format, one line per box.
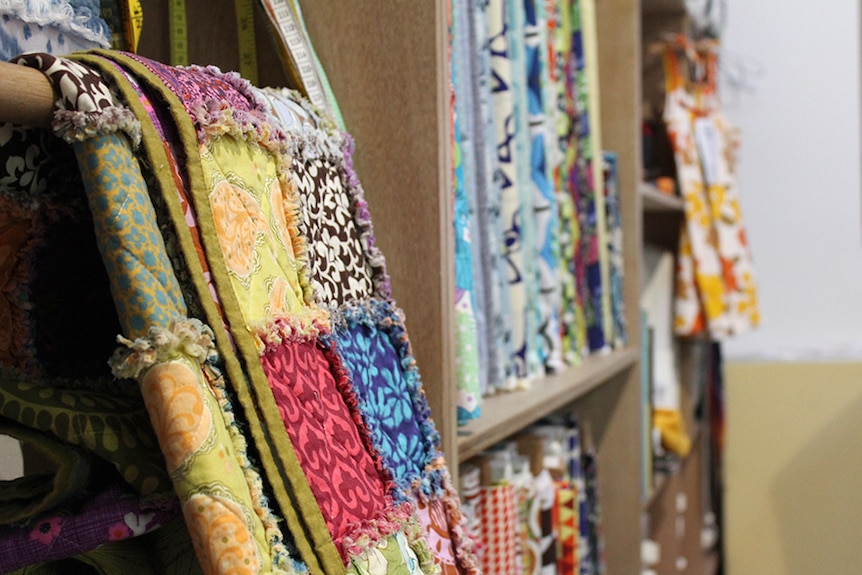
[457, 347, 639, 462]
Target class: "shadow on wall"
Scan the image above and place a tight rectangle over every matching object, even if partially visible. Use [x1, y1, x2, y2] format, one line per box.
[770, 394, 862, 574]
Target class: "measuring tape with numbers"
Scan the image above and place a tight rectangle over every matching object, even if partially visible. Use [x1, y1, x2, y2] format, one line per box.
[234, 0, 259, 86]
[114, 0, 143, 53]
[167, 0, 188, 66]
[167, 0, 259, 85]
[259, 0, 329, 113]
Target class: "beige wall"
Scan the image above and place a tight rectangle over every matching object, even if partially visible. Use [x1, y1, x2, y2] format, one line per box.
[725, 362, 862, 575]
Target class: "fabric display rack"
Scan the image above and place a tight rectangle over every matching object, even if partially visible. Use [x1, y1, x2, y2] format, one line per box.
[0, 1, 757, 574]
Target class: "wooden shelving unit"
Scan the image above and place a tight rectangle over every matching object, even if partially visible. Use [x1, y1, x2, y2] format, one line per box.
[457, 348, 639, 461]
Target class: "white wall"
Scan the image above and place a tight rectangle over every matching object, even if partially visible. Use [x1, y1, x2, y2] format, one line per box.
[720, 0, 862, 360]
[720, 6, 862, 574]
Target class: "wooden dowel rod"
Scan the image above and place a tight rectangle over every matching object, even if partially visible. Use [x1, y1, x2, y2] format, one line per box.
[0, 61, 55, 128]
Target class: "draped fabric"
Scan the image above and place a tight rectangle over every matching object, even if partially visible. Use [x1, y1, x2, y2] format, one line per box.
[0, 50, 478, 575]
[664, 44, 760, 338]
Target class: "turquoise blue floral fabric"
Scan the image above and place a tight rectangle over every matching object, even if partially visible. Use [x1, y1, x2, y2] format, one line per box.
[329, 302, 442, 497]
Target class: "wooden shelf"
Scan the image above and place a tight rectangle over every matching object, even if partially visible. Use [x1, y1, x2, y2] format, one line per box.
[456, 347, 639, 462]
[644, 424, 704, 509]
[641, 182, 684, 213]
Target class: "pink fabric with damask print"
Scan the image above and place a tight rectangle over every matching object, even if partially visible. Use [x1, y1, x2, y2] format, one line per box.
[260, 339, 390, 560]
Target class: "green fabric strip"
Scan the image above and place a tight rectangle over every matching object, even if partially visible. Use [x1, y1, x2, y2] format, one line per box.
[78, 51, 342, 575]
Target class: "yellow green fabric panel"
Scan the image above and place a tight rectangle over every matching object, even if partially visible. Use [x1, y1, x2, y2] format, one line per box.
[199, 138, 307, 326]
[139, 355, 273, 575]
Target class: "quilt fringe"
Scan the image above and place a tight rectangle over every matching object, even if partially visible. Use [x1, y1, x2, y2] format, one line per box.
[109, 317, 302, 573]
[248, 308, 331, 356]
[329, 300, 482, 573]
[53, 106, 141, 146]
[342, 502, 438, 575]
[108, 318, 217, 380]
[340, 135, 392, 299]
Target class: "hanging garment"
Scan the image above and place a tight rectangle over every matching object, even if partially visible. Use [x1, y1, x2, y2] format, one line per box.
[697, 46, 760, 335]
[665, 40, 759, 338]
[0, 51, 478, 575]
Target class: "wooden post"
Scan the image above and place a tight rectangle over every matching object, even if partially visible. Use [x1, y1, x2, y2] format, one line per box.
[0, 62, 55, 128]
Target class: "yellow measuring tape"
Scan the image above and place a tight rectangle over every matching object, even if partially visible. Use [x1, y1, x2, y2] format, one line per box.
[168, 0, 188, 66]
[166, 0, 259, 84]
[110, 0, 142, 53]
[234, 0, 259, 85]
